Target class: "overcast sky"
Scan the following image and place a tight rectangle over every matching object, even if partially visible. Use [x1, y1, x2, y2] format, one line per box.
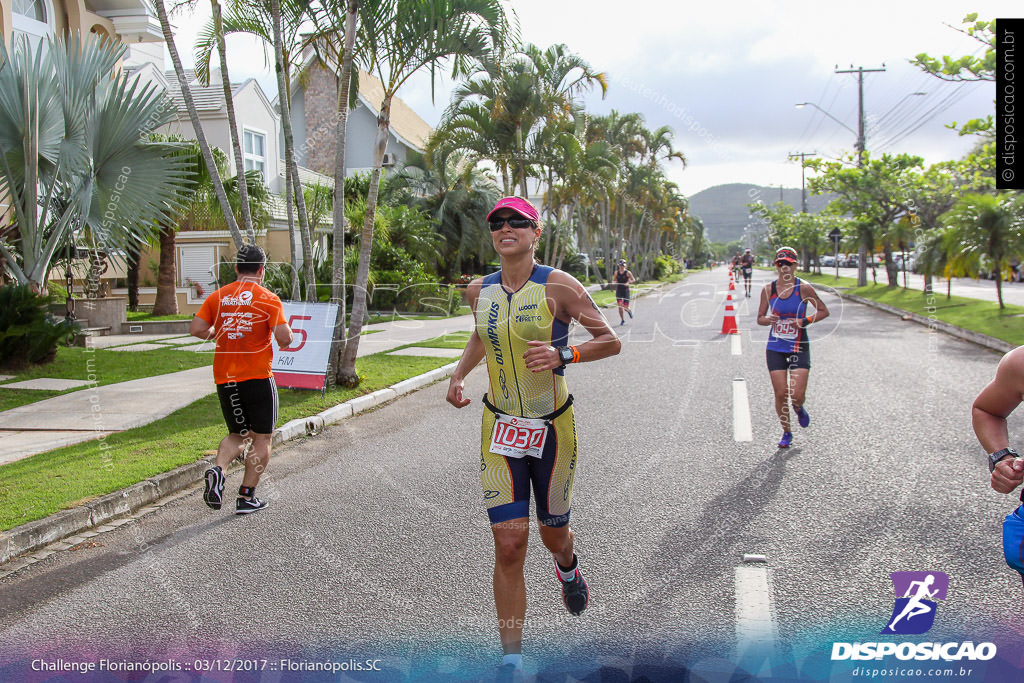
[166, 0, 1008, 196]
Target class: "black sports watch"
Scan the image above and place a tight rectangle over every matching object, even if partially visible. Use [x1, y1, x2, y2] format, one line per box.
[556, 346, 575, 367]
[988, 447, 1019, 473]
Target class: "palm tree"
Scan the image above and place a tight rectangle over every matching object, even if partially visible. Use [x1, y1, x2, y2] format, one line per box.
[201, 0, 258, 242]
[151, 137, 271, 315]
[942, 192, 1024, 309]
[0, 35, 189, 292]
[383, 148, 500, 278]
[154, 0, 246, 249]
[336, 0, 510, 387]
[194, 0, 316, 297]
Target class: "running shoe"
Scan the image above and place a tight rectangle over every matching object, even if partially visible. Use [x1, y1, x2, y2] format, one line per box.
[778, 431, 793, 448]
[557, 559, 589, 616]
[235, 496, 268, 514]
[795, 406, 810, 428]
[620, 320, 626, 326]
[628, 309, 633, 319]
[203, 466, 224, 510]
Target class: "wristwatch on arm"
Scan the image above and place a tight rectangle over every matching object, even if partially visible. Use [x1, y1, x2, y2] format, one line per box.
[989, 447, 1019, 473]
[556, 345, 579, 368]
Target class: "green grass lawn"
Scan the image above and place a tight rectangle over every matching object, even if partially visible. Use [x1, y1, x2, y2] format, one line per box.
[0, 351, 454, 531]
[0, 346, 213, 412]
[797, 272, 1024, 346]
[125, 311, 194, 321]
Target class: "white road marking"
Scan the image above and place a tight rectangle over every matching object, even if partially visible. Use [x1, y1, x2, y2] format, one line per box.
[731, 334, 742, 356]
[735, 565, 778, 675]
[732, 379, 752, 442]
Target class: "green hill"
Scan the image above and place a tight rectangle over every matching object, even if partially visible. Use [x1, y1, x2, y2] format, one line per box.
[689, 183, 834, 243]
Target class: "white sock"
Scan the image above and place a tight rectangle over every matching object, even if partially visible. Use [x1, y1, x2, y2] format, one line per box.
[502, 654, 523, 670]
[556, 554, 578, 582]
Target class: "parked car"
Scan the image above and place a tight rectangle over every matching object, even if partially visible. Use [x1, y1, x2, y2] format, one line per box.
[893, 252, 915, 271]
[821, 254, 836, 267]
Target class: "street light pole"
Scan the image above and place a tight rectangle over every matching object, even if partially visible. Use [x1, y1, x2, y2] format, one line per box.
[788, 152, 817, 213]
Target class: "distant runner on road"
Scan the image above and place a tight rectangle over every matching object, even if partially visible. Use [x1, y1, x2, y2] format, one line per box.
[756, 246, 830, 448]
[972, 346, 1024, 583]
[446, 196, 621, 678]
[614, 259, 635, 326]
[190, 245, 294, 515]
[740, 249, 754, 297]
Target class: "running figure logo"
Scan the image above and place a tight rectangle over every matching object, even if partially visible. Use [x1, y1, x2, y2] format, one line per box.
[880, 571, 949, 635]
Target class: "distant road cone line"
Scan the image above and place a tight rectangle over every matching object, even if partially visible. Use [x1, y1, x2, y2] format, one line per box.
[721, 292, 738, 334]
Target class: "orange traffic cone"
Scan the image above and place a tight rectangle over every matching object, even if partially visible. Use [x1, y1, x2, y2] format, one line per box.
[721, 292, 738, 334]
[728, 277, 736, 291]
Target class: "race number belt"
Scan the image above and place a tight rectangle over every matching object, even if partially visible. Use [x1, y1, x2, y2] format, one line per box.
[482, 394, 573, 459]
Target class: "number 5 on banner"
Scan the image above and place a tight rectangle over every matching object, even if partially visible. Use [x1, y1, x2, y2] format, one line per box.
[282, 315, 310, 351]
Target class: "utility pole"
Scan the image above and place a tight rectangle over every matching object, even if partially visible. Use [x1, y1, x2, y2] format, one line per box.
[835, 65, 886, 167]
[788, 152, 817, 213]
[836, 64, 885, 287]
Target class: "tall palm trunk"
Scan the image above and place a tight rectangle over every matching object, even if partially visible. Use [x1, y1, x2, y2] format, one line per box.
[330, 0, 358, 385]
[339, 96, 391, 385]
[126, 239, 141, 311]
[271, 0, 316, 301]
[154, 0, 244, 249]
[212, 0, 255, 244]
[153, 225, 178, 315]
[286, 164, 300, 299]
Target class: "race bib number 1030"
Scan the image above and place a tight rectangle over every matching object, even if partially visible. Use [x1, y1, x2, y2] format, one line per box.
[490, 414, 548, 459]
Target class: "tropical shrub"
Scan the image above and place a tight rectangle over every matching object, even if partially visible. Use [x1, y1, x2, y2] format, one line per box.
[0, 285, 79, 369]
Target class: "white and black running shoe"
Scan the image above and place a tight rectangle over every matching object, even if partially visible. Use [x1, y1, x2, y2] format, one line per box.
[235, 496, 268, 514]
[557, 558, 589, 616]
[203, 466, 225, 510]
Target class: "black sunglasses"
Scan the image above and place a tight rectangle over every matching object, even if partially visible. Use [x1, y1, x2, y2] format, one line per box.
[489, 217, 535, 231]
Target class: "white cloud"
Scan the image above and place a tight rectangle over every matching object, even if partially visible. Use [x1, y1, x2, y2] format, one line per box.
[159, 0, 1006, 197]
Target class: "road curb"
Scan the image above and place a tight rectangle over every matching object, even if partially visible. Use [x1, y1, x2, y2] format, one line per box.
[0, 360, 460, 568]
[829, 290, 1014, 354]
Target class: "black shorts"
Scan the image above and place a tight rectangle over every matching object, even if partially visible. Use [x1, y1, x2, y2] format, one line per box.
[766, 348, 811, 371]
[217, 377, 279, 435]
[742, 267, 753, 279]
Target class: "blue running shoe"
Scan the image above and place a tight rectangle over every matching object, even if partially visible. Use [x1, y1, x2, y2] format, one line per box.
[778, 431, 793, 448]
[620, 320, 626, 326]
[628, 309, 633, 319]
[796, 406, 810, 428]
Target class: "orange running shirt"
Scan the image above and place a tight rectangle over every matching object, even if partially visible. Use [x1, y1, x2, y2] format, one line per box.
[196, 280, 287, 385]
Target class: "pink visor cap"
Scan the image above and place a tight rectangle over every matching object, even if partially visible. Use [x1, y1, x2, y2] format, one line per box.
[487, 196, 540, 222]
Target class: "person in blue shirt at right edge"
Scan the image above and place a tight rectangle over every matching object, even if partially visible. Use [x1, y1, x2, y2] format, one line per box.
[756, 247, 830, 448]
[972, 346, 1024, 585]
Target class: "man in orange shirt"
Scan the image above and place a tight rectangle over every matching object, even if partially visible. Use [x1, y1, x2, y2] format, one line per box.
[191, 245, 293, 514]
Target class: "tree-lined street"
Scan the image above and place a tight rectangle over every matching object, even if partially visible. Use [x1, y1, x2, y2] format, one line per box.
[2, 271, 1020, 680]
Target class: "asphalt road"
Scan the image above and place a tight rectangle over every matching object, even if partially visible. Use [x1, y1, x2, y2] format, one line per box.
[2, 268, 1022, 682]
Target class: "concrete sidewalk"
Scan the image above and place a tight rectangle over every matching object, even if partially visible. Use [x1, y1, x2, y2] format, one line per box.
[0, 315, 475, 465]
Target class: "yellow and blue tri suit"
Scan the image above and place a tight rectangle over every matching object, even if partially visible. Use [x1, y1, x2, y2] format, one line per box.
[475, 265, 578, 526]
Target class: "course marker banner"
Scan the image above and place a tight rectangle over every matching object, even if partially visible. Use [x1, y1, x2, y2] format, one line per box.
[272, 301, 339, 391]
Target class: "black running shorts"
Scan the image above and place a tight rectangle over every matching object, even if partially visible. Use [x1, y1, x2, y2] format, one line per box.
[742, 267, 753, 279]
[766, 347, 811, 372]
[216, 377, 279, 435]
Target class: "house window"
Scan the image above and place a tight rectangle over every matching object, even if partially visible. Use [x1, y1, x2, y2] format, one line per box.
[12, 0, 54, 48]
[243, 129, 266, 178]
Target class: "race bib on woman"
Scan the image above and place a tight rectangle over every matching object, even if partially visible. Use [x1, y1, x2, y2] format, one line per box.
[773, 318, 799, 340]
[490, 414, 548, 459]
